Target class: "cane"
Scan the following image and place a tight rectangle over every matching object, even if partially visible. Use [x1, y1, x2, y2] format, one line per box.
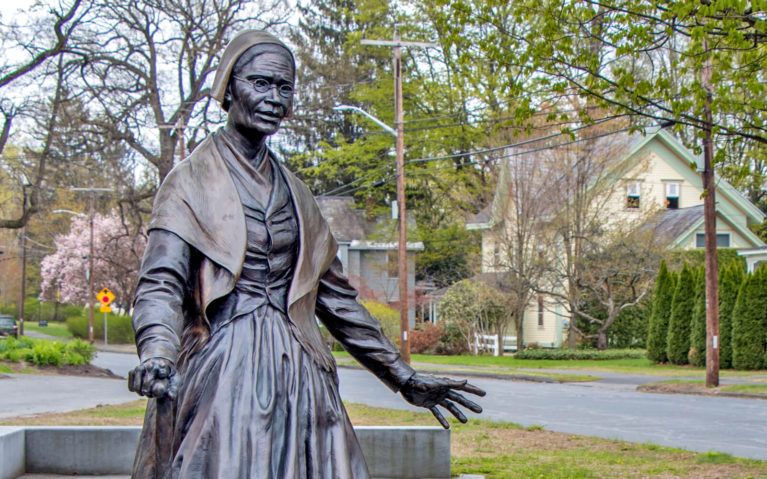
[154, 373, 178, 477]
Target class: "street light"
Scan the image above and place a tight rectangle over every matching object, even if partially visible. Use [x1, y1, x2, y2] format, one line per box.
[333, 105, 397, 137]
[334, 103, 411, 363]
[53, 208, 95, 343]
[52, 209, 87, 218]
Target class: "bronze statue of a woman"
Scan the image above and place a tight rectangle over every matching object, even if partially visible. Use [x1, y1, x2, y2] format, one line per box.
[128, 30, 484, 478]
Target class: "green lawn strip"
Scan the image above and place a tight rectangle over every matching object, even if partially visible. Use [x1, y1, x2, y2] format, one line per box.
[639, 379, 767, 398]
[6, 401, 765, 478]
[722, 384, 767, 394]
[0, 399, 149, 426]
[332, 353, 598, 382]
[22, 321, 73, 339]
[332, 351, 767, 378]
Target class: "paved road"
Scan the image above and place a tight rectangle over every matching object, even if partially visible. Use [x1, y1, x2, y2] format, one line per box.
[92, 350, 140, 378]
[5, 352, 767, 461]
[337, 368, 767, 461]
[0, 374, 135, 420]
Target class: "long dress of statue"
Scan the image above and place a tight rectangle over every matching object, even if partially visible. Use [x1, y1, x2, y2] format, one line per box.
[128, 29, 484, 479]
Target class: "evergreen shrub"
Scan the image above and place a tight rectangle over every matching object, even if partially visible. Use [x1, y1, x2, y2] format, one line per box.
[689, 267, 707, 367]
[646, 261, 676, 363]
[731, 267, 767, 370]
[719, 260, 745, 369]
[666, 264, 696, 365]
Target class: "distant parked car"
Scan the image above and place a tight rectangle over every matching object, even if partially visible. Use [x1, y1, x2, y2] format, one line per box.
[0, 315, 19, 338]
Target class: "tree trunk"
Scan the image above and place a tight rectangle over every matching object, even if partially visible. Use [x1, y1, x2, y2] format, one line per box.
[597, 330, 608, 350]
[513, 304, 525, 352]
[568, 300, 578, 349]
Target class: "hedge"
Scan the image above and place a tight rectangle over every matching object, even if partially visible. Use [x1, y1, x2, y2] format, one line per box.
[0, 336, 95, 366]
[66, 310, 136, 344]
[646, 261, 676, 363]
[666, 264, 696, 365]
[731, 266, 767, 370]
[664, 248, 744, 273]
[719, 260, 745, 369]
[0, 300, 83, 323]
[514, 348, 646, 360]
[689, 267, 707, 367]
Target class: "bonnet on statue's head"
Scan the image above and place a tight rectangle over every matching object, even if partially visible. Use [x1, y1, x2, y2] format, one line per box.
[211, 29, 295, 105]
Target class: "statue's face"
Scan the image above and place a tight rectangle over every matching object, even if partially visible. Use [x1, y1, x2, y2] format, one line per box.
[227, 50, 294, 137]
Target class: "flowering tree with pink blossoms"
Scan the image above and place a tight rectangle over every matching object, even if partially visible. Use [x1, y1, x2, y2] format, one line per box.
[40, 212, 146, 313]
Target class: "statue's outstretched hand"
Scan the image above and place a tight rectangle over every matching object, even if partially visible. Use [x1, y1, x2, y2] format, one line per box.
[399, 373, 485, 429]
[128, 358, 180, 400]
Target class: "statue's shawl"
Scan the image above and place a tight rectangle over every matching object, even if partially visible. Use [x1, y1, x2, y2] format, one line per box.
[147, 133, 338, 370]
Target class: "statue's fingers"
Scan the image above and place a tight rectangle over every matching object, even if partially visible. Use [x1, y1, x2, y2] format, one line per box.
[456, 382, 486, 397]
[129, 368, 144, 395]
[166, 373, 181, 401]
[447, 391, 483, 413]
[150, 380, 169, 398]
[440, 399, 467, 423]
[429, 406, 450, 429]
[153, 362, 170, 379]
[140, 374, 154, 397]
[440, 377, 468, 389]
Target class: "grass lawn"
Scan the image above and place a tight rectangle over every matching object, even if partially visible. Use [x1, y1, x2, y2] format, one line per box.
[333, 352, 599, 382]
[21, 321, 73, 339]
[3, 400, 766, 478]
[639, 379, 767, 398]
[723, 383, 767, 394]
[331, 352, 767, 379]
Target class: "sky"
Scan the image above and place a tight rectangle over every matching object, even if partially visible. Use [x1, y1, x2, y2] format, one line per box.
[0, 1, 35, 21]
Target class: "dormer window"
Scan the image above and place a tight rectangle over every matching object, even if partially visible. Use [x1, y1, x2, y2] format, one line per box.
[666, 182, 680, 209]
[626, 182, 640, 209]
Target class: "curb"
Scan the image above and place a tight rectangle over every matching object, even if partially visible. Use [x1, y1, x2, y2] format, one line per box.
[336, 363, 560, 383]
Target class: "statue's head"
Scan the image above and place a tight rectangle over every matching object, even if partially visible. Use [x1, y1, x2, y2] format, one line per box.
[212, 30, 295, 137]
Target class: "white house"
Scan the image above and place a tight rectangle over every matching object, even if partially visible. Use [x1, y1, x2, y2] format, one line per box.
[466, 128, 766, 348]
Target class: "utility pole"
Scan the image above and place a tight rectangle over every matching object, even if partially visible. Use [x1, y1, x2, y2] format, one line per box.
[701, 41, 719, 388]
[70, 187, 112, 343]
[19, 224, 27, 336]
[88, 192, 95, 343]
[18, 184, 28, 336]
[361, 32, 437, 363]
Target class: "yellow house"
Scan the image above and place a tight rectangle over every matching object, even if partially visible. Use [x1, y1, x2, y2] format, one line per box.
[466, 128, 766, 348]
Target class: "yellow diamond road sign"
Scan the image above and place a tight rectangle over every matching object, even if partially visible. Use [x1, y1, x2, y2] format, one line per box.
[97, 287, 115, 306]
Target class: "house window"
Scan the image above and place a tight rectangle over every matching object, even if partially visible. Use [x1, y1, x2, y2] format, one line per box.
[537, 295, 544, 328]
[493, 241, 501, 265]
[387, 250, 398, 278]
[695, 233, 731, 248]
[626, 182, 640, 209]
[665, 182, 680, 209]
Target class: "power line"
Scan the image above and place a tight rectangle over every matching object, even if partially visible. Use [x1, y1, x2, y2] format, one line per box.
[310, 118, 623, 197]
[323, 126, 632, 197]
